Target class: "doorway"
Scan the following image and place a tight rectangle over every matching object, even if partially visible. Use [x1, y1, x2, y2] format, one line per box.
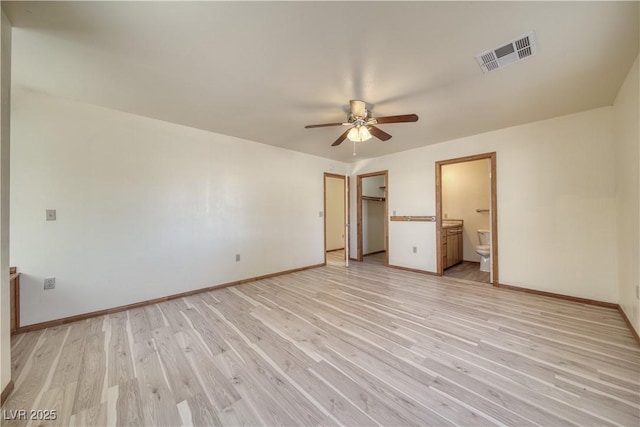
[435, 153, 498, 285]
[324, 173, 349, 266]
[356, 171, 388, 265]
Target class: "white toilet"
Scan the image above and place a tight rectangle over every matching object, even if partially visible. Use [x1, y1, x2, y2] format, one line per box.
[475, 229, 491, 272]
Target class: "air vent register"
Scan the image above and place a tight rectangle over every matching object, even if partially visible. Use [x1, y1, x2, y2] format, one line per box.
[476, 31, 537, 73]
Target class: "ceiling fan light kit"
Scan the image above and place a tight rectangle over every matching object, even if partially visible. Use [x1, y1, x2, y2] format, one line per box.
[305, 99, 419, 153]
[347, 125, 372, 142]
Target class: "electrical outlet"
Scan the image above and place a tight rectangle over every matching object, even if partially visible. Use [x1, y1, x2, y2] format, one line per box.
[44, 277, 55, 290]
[46, 209, 56, 221]
[235, 254, 240, 262]
[412, 246, 417, 253]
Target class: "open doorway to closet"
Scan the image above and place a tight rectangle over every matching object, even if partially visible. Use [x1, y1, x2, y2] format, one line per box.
[324, 173, 349, 266]
[357, 171, 388, 266]
[436, 153, 498, 285]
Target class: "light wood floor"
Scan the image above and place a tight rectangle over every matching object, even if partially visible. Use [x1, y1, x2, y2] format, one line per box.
[4, 256, 639, 426]
[445, 261, 491, 284]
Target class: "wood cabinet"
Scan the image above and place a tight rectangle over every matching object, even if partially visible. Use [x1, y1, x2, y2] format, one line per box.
[442, 226, 463, 269]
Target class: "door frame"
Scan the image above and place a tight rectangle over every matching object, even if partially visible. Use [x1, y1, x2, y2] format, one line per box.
[356, 170, 389, 264]
[435, 152, 498, 285]
[323, 172, 348, 265]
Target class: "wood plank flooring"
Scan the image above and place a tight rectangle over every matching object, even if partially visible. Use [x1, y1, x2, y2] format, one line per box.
[3, 253, 639, 426]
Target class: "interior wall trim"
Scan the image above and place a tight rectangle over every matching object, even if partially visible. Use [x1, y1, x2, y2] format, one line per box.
[618, 305, 640, 346]
[1, 380, 14, 406]
[13, 262, 325, 335]
[389, 215, 435, 222]
[389, 267, 637, 344]
[497, 282, 618, 309]
[499, 283, 638, 346]
[363, 250, 386, 256]
[388, 264, 438, 276]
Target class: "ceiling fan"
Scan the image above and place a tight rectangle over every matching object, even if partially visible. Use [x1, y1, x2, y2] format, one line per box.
[304, 100, 418, 147]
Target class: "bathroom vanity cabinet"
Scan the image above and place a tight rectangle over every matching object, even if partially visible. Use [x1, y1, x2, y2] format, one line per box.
[442, 224, 463, 269]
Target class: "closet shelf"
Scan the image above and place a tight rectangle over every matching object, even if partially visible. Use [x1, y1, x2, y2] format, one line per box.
[362, 196, 385, 202]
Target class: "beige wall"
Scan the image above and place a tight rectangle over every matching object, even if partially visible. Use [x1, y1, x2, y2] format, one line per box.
[363, 200, 385, 254]
[442, 159, 491, 262]
[325, 176, 345, 251]
[362, 175, 385, 197]
[350, 106, 618, 303]
[613, 55, 639, 335]
[0, 9, 11, 397]
[10, 88, 349, 326]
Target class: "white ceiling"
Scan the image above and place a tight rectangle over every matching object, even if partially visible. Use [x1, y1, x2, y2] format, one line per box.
[4, 1, 639, 162]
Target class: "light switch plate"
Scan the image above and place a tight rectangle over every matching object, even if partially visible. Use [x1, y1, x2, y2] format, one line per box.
[46, 209, 56, 221]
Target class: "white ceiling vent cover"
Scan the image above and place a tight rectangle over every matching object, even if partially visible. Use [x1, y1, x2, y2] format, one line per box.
[476, 31, 537, 73]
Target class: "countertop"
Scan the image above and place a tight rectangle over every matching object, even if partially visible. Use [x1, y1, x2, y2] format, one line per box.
[442, 220, 463, 229]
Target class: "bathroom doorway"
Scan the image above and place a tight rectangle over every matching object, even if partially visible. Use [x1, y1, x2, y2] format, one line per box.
[356, 171, 388, 265]
[435, 153, 498, 286]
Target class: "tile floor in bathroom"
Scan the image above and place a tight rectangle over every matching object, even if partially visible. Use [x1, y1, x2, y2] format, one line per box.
[444, 261, 490, 284]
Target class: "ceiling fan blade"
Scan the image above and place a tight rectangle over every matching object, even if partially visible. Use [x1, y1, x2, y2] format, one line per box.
[368, 126, 392, 141]
[305, 122, 345, 128]
[374, 114, 419, 124]
[331, 129, 350, 146]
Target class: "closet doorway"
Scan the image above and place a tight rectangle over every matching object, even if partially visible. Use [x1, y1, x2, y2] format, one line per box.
[435, 153, 498, 285]
[356, 171, 388, 265]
